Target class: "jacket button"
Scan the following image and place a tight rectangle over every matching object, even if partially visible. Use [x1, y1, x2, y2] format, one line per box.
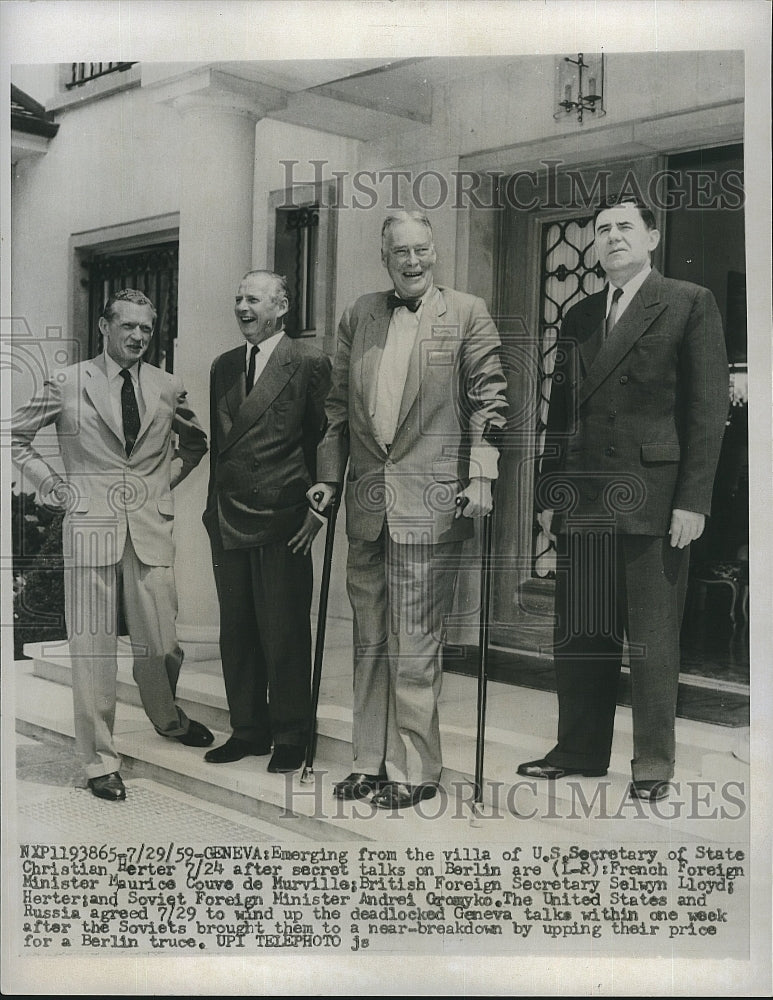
[619, 375, 629, 384]
[605, 446, 615, 457]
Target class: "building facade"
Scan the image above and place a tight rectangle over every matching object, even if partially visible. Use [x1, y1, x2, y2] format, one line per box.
[11, 54, 747, 705]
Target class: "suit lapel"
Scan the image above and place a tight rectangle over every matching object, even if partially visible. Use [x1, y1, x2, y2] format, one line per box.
[579, 270, 667, 407]
[82, 356, 124, 448]
[361, 297, 391, 443]
[219, 347, 246, 426]
[221, 334, 299, 452]
[574, 293, 606, 378]
[134, 362, 162, 450]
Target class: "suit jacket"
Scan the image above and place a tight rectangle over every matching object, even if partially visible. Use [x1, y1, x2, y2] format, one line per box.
[204, 334, 332, 549]
[538, 268, 729, 535]
[316, 285, 508, 544]
[11, 355, 207, 567]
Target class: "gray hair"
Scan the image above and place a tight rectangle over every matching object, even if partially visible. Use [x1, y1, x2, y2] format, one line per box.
[240, 269, 289, 305]
[101, 288, 157, 322]
[381, 211, 433, 250]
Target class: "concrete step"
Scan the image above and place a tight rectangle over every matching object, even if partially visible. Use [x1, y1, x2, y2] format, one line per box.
[17, 642, 750, 845]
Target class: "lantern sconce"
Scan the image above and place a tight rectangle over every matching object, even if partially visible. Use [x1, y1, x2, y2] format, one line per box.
[554, 53, 605, 124]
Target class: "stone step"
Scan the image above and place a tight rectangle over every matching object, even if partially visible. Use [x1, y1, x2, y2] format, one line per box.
[18, 644, 750, 844]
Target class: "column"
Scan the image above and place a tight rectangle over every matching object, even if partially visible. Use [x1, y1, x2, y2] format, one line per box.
[149, 70, 285, 659]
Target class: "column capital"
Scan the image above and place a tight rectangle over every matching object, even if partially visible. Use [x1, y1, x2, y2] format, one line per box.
[145, 66, 286, 121]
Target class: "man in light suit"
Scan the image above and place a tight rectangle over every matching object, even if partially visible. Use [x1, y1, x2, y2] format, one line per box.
[12, 289, 212, 801]
[204, 271, 331, 774]
[518, 196, 728, 801]
[310, 211, 508, 809]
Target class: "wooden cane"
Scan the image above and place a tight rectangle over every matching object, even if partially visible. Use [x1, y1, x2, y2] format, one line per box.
[300, 491, 339, 784]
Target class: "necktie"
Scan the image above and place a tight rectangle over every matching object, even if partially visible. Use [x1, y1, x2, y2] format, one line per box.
[605, 286, 624, 337]
[246, 344, 259, 393]
[386, 292, 421, 313]
[120, 368, 141, 457]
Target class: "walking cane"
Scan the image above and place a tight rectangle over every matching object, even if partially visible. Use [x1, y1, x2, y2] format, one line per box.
[300, 491, 339, 784]
[457, 496, 494, 825]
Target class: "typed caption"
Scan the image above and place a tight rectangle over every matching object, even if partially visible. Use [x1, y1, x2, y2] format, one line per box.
[18, 841, 748, 956]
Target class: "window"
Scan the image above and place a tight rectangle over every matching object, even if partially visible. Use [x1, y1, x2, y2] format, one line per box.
[274, 205, 320, 336]
[83, 242, 179, 371]
[66, 63, 136, 90]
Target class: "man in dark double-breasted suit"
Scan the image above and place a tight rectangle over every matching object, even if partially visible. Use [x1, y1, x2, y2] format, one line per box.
[203, 270, 331, 774]
[519, 197, 728, 802]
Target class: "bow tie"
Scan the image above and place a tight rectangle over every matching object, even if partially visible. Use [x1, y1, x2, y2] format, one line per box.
[387, 292, 421, 313]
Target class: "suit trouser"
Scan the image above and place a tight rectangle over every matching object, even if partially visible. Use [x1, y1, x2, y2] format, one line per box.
[211, 539, 312, 747]
[545, 530, 689, 781]
[346, 529, 463, 785]
[64, 533, 189, 780]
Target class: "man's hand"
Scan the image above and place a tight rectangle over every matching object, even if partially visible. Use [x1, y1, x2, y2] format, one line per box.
[538, 509, 556, 543]
[307, 482, 338, 513]
[455, 477, 493, 518]
[669, 508, 706, 549]
[288, 510, 324, 555]
[40, 477, 69, 510]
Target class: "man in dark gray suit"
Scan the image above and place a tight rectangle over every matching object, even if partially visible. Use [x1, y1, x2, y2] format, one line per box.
[203, 270, 331, 773]
[519, 196, 728, 801]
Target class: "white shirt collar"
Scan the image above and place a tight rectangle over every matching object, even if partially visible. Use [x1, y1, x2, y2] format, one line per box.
[391, 281, 437, 311]
[244, 329, 285, 369]
[608, 264, 651, 306]
[104, 350, 140, 383]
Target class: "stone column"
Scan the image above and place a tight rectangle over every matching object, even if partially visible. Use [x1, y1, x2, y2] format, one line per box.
[148, 69, 286, 658]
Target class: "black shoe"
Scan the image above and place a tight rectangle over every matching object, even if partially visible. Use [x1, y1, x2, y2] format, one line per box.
[517, 758, 608, 779]
[629, 779, 671, 801]
[372, 781, 437, 810]
[268, 744, 306, 773]
[175, 719, 215, 747]
[333, 772, 388, 800]
[205, 736, 272, 763]
[88, 772, 126, 801]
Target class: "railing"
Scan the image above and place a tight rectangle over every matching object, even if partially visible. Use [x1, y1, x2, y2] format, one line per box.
[66, 62, 136, 89]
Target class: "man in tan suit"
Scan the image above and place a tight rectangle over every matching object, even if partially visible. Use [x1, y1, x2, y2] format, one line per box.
[12, 288, 212, 801]
[309, 212, 508, 809]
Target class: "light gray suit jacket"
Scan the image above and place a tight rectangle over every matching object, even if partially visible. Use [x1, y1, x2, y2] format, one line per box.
[12, 354, 207, 567]
[317, 285, 508, 544]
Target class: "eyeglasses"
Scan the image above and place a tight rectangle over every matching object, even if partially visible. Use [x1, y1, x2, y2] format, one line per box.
[387, 245, 434, 260]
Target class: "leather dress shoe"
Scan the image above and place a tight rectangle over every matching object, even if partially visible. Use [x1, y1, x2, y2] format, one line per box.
[205, 736, 272, 763]
[372, 781, 437, 810]
[517, 758, 608, 779]
[629, 779, 671, 801]
[268, 744, 306, 773]
[175, 719, 215, 747]
[88, 772, 126, 801]
[333, 772, 387, 800]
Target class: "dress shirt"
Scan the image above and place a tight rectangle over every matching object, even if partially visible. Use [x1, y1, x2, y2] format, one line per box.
[606, 264, 651, 327]
[104, 350, 145, 443]
[372, 292, 427, 449]
[373, 285, 498, 481]
[244, 330, 284, 386]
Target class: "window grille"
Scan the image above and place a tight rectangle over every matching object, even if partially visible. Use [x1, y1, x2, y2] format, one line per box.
[83, 242, 179, 372]
[67, 62, 136, 89]
[533, 216, 605, 577]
